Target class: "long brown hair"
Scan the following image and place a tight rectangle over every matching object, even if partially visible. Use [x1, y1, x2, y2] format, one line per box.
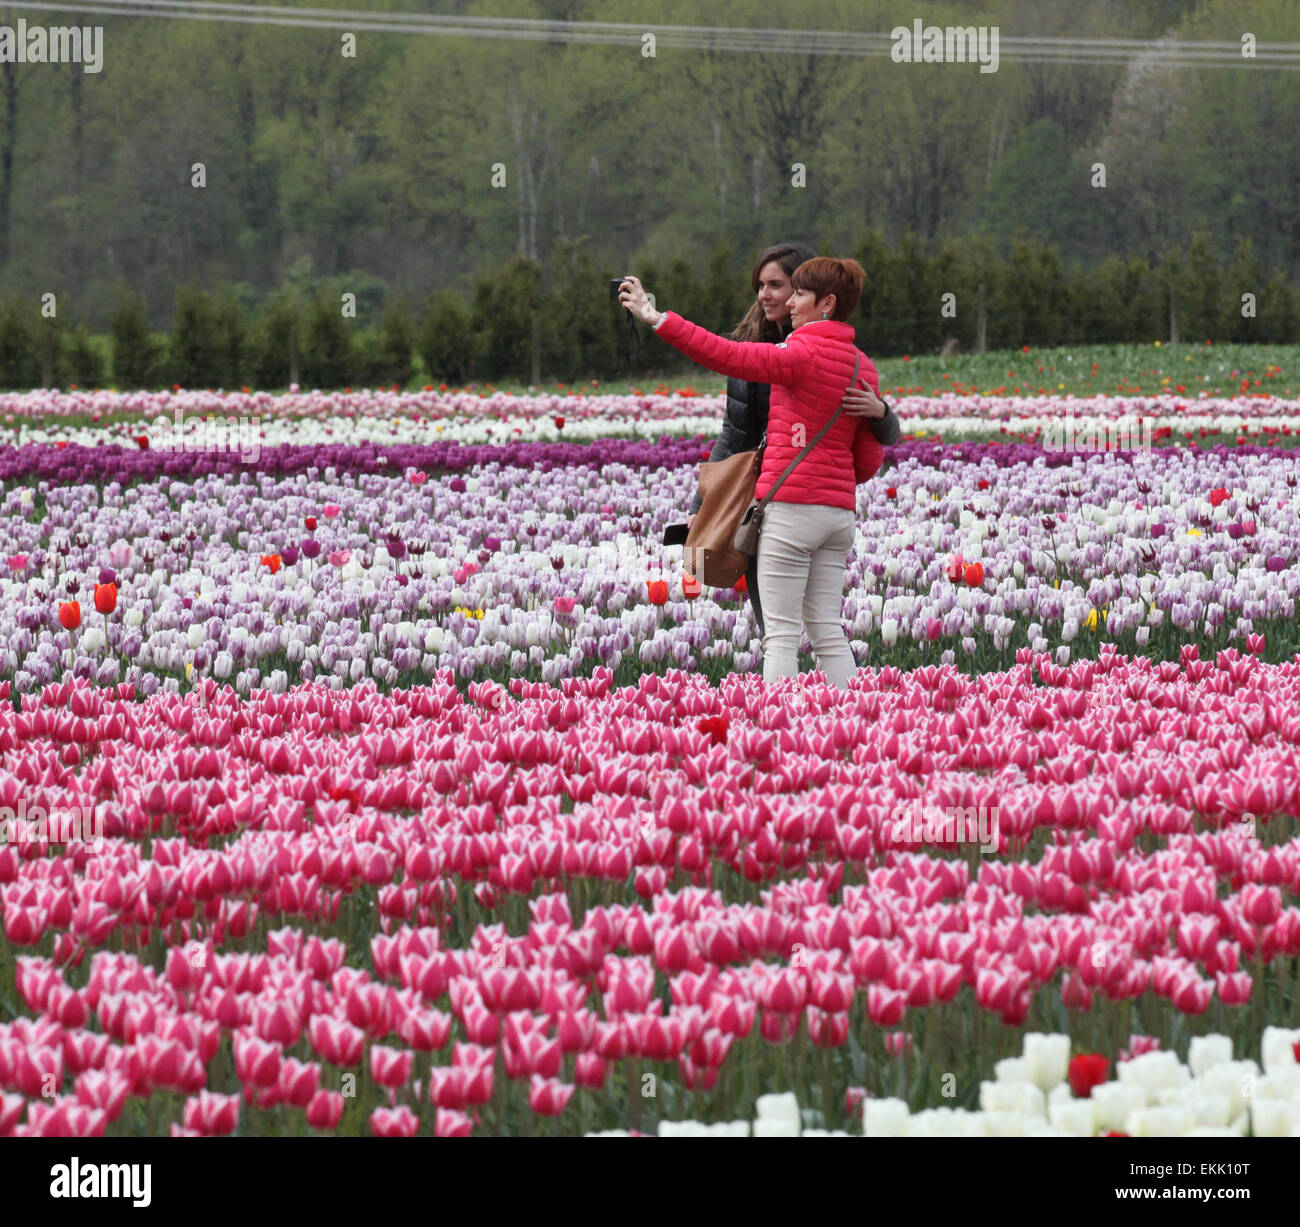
[729, 242, 818, 342]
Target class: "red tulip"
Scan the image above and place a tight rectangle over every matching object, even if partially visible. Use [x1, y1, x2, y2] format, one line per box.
[369, 1044, 413, 1088]
[1208, 487, 1230, 507]
[278, 1058, 321, 1108]
[682, 572, 701, 600]
[370, 1106, 420, 1137]
[93, 583, 117, 614]
[963, 561, 984, 587]
[697, 716, 729, 746]
[1067, 1053, 1109, 1098]
[646, 579, 669, 606]
[183, 1090, 240, 1136]
[59, 601, 81, 631]
[528, 1075, 574, 1117]
[946, 555, 965, 582]
[305, 516, 317, 531]
[306, 1090, 344, 1129]
[574, 1053, 607, 1088]
[435, 1108, 473, 1137]
[233, 1031, 282, 1088]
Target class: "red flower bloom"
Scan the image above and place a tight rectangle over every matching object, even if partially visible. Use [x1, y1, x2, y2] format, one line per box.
[135, 436, 150, 449]
[1208, 487, 1231, 507]
[305, 516, 317, 531]
[963, 561, 984, 587]
[646, 579, 669, 606]
[682, 572, 701, 601]
[886, 487, 897, 499]
[59, 601, 81, 631]
[93, 583, 117, 615]
[1068, 1053, 1109, 1098]
[553, 416, 565, 430]
[261, 554, 282, 574]
[697, 716, 729, 746]
[946, 555, 965, 582]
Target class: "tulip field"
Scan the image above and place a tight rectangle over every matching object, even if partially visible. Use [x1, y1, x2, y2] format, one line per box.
[2, 380, 1300, 1139]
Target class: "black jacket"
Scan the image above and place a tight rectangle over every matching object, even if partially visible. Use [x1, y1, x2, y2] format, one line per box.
[688, 376, 900, 515]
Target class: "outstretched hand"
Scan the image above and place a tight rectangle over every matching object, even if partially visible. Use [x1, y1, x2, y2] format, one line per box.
[617, 275, 664, 327]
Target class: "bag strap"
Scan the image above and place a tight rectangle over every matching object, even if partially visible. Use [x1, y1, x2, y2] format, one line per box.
[757, 353, 861, 509]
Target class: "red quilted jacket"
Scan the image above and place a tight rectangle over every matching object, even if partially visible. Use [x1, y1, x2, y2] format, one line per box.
[654, 312, 884, 511]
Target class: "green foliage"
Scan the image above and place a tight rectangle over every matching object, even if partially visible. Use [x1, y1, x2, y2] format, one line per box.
[0, 299, 38, 390]
[420, 290, 477, 386]
[355, 297, 416, 388]
[168, 287, 225, 390]
[249, 293, 297, 389]
[472, 257, 542, 382]
[110, 288, 161, 390]
[65, 323, 106, 389]
[299, 293, 355, 389]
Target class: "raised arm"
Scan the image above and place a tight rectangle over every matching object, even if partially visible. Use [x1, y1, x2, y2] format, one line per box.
[652, 311, 813, 386]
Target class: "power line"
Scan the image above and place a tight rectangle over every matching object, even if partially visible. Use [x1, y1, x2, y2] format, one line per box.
[2, 1, 1298, 69]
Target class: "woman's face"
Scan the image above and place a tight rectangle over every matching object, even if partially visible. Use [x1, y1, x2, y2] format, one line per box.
[788, 285, 834, 329]
[755, 261, 796, 323]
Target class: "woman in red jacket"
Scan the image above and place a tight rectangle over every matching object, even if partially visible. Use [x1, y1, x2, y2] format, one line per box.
[619, 258, 882, 690]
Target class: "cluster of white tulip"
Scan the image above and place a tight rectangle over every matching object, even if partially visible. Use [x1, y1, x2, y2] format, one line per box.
[587, 1029, 1300, 1138]
[866, 1028, 1300, 1138]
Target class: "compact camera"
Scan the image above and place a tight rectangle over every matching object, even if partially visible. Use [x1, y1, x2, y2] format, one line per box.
[610, 277, 627, 303]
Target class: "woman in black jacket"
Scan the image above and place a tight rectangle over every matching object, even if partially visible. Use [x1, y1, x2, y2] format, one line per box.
[686, 241, 900, 640]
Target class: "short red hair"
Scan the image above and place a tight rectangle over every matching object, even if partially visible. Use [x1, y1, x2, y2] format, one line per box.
[791, 257, 866, 320]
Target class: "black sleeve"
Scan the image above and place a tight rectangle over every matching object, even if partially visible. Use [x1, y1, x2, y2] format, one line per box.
[689, 405, 746, 516]
[868, 403, 900, 446]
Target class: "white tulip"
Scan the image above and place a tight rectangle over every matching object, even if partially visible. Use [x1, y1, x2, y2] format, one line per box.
[1091, 1083, 1146, 1132]
[1022, 1035, 1070, 1093]
[881, 618, 898, 646]
[1189, 1035, 1233, 1078]
[980, 1081, 1045, 1116]
[1261, 1027, 1300, 1073]
[1186, 1094, 1233, 1128]
[423, 628, 444, 653]
[1117, 1051, 1184, 1095]
[863, 1098, 909, 1137]
[81, 627, 104, 653]
[994, 1057, 1031, 1084]
[1125, 1107, 1194, 1137]
[1258, 1068, 1300, 1100]
[983, 1111, 1029, 1137]
[1199, 1062, 1258, 1119]
[755, 1092, 801, 1133]
[125, 608, 144, 628]
[1049, 1099, 1095, 1136]
[1250, 1099, 1298, 1138]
